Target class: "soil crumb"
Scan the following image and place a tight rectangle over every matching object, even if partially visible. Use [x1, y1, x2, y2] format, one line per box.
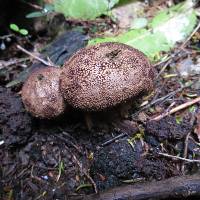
[145, 116, 192, 141]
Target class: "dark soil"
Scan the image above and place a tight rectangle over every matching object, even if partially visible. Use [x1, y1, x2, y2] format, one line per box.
[0, 86, 32, 146]
[91, 139, 178, 191]
[145, 116, 192, 141]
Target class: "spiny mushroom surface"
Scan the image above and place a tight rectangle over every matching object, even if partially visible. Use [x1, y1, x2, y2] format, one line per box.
[60, 42, 155, 111]
[22, 66, 65, 119]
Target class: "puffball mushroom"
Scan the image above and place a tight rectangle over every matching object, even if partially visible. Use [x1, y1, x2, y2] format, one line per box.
[60, 42, 155, 111]
[22, 67, 65, 119]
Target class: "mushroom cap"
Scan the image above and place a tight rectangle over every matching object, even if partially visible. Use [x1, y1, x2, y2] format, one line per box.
[60, 42, 155, 111]
[22, 66, 65, 118]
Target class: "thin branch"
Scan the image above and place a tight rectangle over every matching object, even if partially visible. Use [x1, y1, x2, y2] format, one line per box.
[132, 86, 185, 118]
[156, 58, 172, 79]
[72, 154, 98, 193]
[100, 133, 127, 147]
[153, 56, 171, 67]
[16, 45, 54, 66]
[152, 96, 200, 121]
[180, 21, 200, 48]
[0, 57, 29, 69]
[22, 1, 43, 10]
[181, 132, 191, 172]
[0, 34, 13, 40]
[184, 132, 191, 160]
[189, 136, 200, 146]
[158, 152, 200, 163]
[182, 111, 198, 171]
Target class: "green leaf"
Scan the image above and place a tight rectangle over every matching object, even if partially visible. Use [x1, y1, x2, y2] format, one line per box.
[76, 184, 92, 191]
[19, 29, 28, 36]
[10, 24, 19, 32]
[189, 105, 196, 113]
[26, 11, 47, 18]
[176, 116, 183, 124]
[131, 17, 148, 29]
[44, 4, 54, 12]
[54, 0, 119, 20]
[88, 0, 197, 61]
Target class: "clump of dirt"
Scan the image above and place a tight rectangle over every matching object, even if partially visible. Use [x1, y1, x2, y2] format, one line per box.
[136, 154, 179, 181]
[91, 139, 143, 190]
[0, 86, 32, 147]
[91, 138, 178, 191]
[145, 116, 192, 141]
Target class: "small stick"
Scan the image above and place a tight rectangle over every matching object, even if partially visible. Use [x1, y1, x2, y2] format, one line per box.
[189, 136, 200, 146]
[153, 56, 171, 67]
[156, 59, 172, 79]
[72, 154, 98, 193]
[0, 57, 29, 69]
[22, 1, 43, 10]
[132, 86, 185, 118]
[16, 45, 54, 66]
[182, 112, 197, 171]
[184, 133, 193, 159]
[0, 34, 13, 40]
[181, 132, 191, 173]
[100, 133, 127, 147]
[152, 96, 200, 121]
[158, 152, 200, 163]
[180, 21, 200, 48]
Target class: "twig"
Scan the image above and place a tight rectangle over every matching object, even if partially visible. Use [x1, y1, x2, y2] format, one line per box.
[156, 58, 172, 79]
[0, 57, 29, 69]
[55, 134, 82, 154]
[16, 45, 54, 66]
[132, 86, 184, 118]
[158, 152, 200, 163]
[152, 96, 200, 121]
[180, 21, 200, 49]
[72, 154, 98, 193]
[182, 110, 198, 171]
[0, 34, 13, 40]
[22, 1, 43, 10]
[181, 132, 191, 172]
[30, 165, 45, 182]
[153, 56, 171, 67]
[189, 136, 200, 146]
[154, 101, 176, 121]
[100, 133, 127, 147]
[184, 132, 191, 155]
[181, 112, 200, 173]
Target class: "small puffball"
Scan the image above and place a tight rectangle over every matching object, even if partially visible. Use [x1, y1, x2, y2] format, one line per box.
[22, 66, 65, 119]
[60, 42, 155, 111]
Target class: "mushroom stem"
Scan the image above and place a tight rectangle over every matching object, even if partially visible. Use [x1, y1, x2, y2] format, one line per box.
[118, 102, 131, 119]
[84, 112, 93, 130]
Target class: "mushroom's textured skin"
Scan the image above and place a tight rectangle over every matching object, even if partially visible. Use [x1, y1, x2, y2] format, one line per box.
[60, 42, 155, 111]
[22, 67, 65, 118]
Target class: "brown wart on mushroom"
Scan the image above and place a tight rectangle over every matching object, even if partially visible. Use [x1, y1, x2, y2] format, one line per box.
[60, 42, 155, 112]
[22, 66, 65, 119]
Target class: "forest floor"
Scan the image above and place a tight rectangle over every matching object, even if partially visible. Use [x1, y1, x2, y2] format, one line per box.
[1, 0, 200, 199]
